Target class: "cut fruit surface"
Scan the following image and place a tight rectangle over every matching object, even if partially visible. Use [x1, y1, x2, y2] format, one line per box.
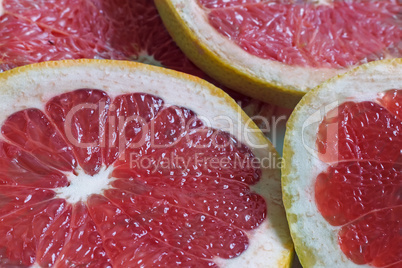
[155, 0, 402, 107]
[0, 60, 292, 267]
[0, 0, 277, 141]
[282, 59, 402, 267]
[0, 0, 200, 75]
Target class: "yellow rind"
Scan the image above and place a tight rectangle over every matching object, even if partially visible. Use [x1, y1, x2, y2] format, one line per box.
[1, 59, 293, 267]
[282, 58, 402, 268]
[154, 0, 305, 109]
[0, 59, 283, 158]
[0, 59, 262, 146]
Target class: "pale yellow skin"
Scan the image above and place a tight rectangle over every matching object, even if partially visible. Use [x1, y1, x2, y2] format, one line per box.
[282, 59, 402, 268]
[0, 59, 294, 268]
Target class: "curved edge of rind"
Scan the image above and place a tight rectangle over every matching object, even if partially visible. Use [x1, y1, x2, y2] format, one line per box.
[0, 59, 266, 148]
[281, 58, 402, 268]
[4, 59, 286, 160]
[154, 0, 305, 109]
[0, 58, 293, 267]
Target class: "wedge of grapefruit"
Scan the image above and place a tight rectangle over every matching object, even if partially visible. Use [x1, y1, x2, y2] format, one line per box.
[0, 59, 292, 267]
[282, 59, 402, 267]
[155, 0, 402, 108]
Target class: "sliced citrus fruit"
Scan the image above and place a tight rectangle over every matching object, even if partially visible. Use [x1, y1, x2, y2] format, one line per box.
[0, 0, 278, 137]
[154, 0, 402, 107]
[282, 59, 402, 267]
[0, 59, 292, 267]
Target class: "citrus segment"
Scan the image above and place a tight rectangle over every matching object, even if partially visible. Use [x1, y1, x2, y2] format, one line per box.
[103, 93, 164, 167]
[0, 61, 292, 267]
[36, 205, 72, 268]
[0, 186, 55, 216]
[53, 202, 111, 267]
[316, 101, 402, 164]
[2, 108, 76, 172]
[0, 199, 66, 267]
[315, 161, 401, 226]
[86, 194, 217, 267]
[338, 207, 401, 267]
[0, 142, 68, 188]
[46, 89, 110, 176]
[283, 59, 402, 267]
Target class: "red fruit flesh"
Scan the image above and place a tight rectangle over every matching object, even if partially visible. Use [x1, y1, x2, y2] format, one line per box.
[0, 141, 69, 188]
[0, 0, 261, 106]
[0, 89, 266, 266]
[338, 207, 401, 268]
[379, 89, 402, 121]
[316, 89, 402, 267]
[199, 0, 402, 68]
[0, 0, 206, 78]
[0, 199, 67, 267]
[316, 101, 402, 164]
[2, 109, 77, 172]
[45, 89, 111, 175]
[53, 202, 111, 268]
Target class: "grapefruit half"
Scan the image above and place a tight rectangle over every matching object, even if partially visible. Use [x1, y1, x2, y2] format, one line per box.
[154, 0, 402, 108]
[0, 59, 292, 267]
[282, 59, 402, 267]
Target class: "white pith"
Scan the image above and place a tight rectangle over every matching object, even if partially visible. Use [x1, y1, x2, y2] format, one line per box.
[169, 0, 345, 93]
[0, 60, 293, 268]
[283, 59, 402, 267]
[0, 0, 3, 17]
[56, 167, 114, 203]
[135, 50, 164, 68]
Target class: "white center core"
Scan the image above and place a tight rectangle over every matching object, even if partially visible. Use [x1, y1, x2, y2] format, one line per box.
[56, 167, 113, 203]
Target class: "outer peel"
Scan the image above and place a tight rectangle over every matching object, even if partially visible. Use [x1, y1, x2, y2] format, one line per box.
[155, 0, 310, 108]
[0, 59, 293, 267]
[282, 59, 402, 267]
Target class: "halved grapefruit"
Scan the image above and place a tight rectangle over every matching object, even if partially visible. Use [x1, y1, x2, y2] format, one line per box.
[155, 0, 402, 108]
[282, 59, 402, 267]
[0, 59, 292, 267]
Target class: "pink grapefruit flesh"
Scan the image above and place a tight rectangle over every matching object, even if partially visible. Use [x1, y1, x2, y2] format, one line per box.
[0, 0, 202, 75]
[198, 0, 401, 68]
[0, 0, 237, 92]
[315, 89, 402, 267]
[0, 0, 277, 126]
[0, 88, 267, 267]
